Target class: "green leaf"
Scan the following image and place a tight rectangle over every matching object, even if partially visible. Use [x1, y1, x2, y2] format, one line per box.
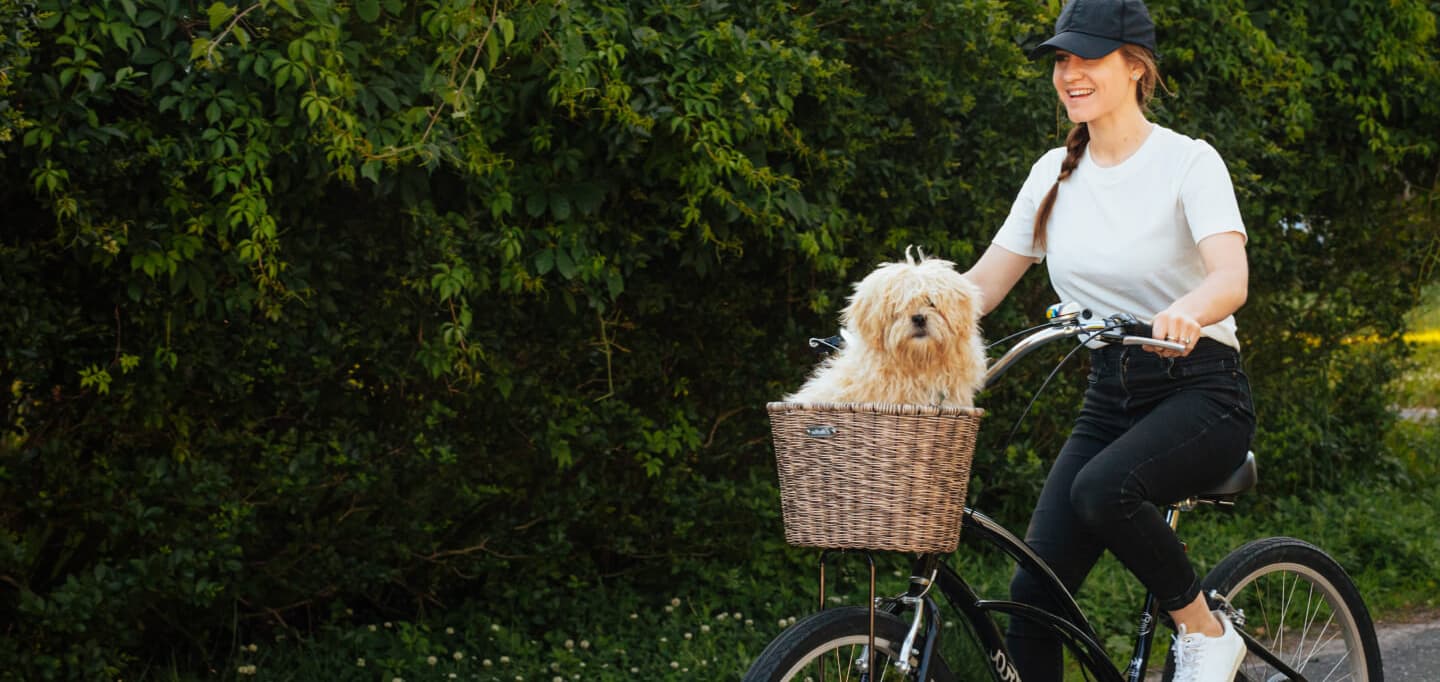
[524, 191, 547, 218]
[535, 250, 554, 275]
[550, 195, 571, 221]
[134, 47, 167, 65]
[360, 161, 381, 184]
[555, 248, 576, 279]
[135, 9, 163, 27]
[152, 61, 174, 87]
[207, 2, 235, 32]
[498, 15, 515, 47]
[355, 0, 380, 23]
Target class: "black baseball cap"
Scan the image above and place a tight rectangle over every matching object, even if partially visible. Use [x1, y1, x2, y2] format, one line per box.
[1031, 0, 1158, 60]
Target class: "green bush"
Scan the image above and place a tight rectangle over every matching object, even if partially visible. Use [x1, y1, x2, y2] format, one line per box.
[1, 0, 1438, 677]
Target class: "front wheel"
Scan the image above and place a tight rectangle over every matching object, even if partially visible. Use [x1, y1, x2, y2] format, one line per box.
[1163, 536, 1383, 681]
[743, 606, 957, 681]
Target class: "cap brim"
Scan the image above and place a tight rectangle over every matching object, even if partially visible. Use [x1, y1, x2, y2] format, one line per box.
[1029, 31, 1124, 60]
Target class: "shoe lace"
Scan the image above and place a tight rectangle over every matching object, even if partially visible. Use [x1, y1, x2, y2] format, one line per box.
[1171, 624, 1207, 682]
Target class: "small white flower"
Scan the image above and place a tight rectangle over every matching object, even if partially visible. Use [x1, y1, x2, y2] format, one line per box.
[579, 639, 590, 649]
[446, 626, 455, 635]
[246, 643, 258, 652]
[787, 616, 798, 626]
[553, 677, 563, 682]
[664, 605, 674, 613]
[669, 597, 681, 607]
[715, 613, 727, 621]
[483, 659, 494, 667]
[368, 624, 377, 632]
[778, 619, 788, 628]
[684, 632, 693, 640]
[701, 624, 711, 633]
[733, 612, 742, 620]
[659, 636, 668, 643]
[453, 651, 464, 661]
[564, 638, 575, 649]
[670, 661, 679, 669]
[746, 619, 754, 626]
[448, 675, 457, 680]
[630, 667, 639, 673]
[491, 623, 502, 632]
[500, 655, 511, 664]
[426, 655, 438, 666]
[629, 612, 638, 620]
[356, 658, 365, 667]
[345, 608, 354, 615]
[383, 621, 393, 628]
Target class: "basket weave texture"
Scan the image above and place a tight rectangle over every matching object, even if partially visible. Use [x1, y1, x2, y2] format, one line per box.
[766, 401, 984, 553]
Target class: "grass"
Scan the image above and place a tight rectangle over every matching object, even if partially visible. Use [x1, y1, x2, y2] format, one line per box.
[186, 439, 1439, 682]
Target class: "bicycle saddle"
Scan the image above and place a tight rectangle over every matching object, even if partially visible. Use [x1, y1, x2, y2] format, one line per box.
[1195, 451, 1257, 503]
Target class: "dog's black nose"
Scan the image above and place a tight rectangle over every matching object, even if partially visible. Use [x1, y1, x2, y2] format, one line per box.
[911, 314, 927, 327]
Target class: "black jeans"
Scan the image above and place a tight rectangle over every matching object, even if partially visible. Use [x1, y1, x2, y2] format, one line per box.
[1005, 339, 1256, 681]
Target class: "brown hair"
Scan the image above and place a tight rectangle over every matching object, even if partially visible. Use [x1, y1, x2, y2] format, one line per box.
[1031, 45, 1162, 251]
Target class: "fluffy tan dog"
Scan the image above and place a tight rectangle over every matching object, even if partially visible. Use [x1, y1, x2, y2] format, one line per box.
[786, 249, 987, 407]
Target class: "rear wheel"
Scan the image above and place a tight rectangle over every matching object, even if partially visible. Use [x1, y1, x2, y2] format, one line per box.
[1162, 537, 1383, 681]
[743, 606, 957, 681]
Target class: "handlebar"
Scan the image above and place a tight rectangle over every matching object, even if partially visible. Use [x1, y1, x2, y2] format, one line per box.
[981, 307, 1184, 389]
[807, 304, 1188, 388]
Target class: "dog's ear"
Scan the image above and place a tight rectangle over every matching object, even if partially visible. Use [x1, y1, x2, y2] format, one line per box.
[931, 274, 983, 339]
[842, 271, 892, 349]
[841, 289, 877, 347]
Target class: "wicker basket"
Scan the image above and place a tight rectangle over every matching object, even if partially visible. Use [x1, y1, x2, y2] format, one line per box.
[766, 401, 984, 554]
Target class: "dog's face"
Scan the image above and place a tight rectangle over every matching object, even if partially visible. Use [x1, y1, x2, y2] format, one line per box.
[842, 258, 981, 362]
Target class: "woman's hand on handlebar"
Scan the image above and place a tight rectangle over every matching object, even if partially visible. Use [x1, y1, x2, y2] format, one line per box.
[1147, 309, 1201, 358]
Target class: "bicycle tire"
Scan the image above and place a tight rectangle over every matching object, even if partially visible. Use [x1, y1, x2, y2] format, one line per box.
[743, 606, 959, 681]
[1161, 536, 1383, 681]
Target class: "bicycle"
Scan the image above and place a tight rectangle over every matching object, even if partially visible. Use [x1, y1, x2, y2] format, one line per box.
[745, 305, 1382, 681]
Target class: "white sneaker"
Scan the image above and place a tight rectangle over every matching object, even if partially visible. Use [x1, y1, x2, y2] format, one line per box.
[1171, 610, 1246, 682]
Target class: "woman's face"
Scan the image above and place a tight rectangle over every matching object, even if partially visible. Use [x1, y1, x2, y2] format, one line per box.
[1052, 49, 1140, 125]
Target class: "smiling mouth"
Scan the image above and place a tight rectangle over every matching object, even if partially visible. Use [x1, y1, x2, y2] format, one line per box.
[1067, 88, 1095, 99]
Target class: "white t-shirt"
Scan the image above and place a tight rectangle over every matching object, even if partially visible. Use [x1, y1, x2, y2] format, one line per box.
[993, 124, 1246, 349]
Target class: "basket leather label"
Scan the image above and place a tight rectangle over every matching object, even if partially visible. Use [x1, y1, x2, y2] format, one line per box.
[804, 425, 838, 438]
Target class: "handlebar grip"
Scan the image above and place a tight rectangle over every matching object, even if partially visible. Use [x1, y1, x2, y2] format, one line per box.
[1120, 336, 1187, 352]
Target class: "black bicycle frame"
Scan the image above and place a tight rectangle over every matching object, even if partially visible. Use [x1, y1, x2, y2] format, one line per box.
[914, 508, 1130, 682]
[890, 506, 1311, 682]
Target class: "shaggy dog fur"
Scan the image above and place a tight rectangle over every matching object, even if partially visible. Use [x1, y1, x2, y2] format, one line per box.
[785, 250, 987, 407]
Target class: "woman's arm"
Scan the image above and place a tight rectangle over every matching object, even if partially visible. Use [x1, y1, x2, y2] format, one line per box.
[964, 244, 1040, 316]
[1147, 231, 1248, 357]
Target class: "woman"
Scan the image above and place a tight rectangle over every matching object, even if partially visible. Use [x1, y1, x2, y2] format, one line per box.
[963, 0, 1256, 680]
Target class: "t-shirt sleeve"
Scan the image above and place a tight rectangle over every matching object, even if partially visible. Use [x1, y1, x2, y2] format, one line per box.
[1181, 141, 1246, 244]
[992, 150, 1062, 261]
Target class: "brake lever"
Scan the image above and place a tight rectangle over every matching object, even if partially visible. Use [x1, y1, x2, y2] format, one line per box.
[1121, 336, 1187, 353]
[807, 335, 845, 356]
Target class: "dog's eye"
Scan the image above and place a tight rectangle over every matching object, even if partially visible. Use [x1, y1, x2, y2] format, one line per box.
[925, 297, 935, 308]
